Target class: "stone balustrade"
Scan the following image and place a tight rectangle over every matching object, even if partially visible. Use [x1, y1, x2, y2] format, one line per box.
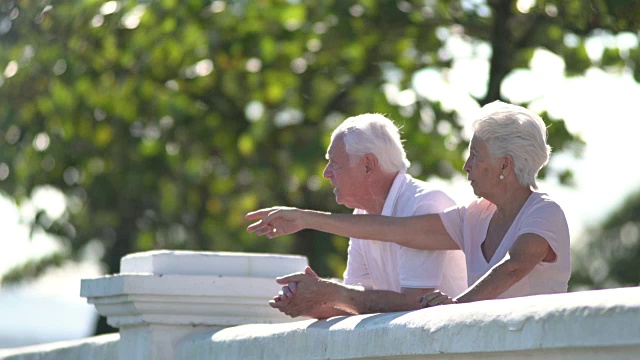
[1, 250, 639, 360]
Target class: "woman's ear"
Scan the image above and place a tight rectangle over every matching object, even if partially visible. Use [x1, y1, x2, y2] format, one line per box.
[503, 155, 514, 172]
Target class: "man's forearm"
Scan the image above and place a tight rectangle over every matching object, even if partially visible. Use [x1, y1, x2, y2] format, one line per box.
[304, 304, 354, 319]
[275, 272, 424, 318]
[332, 285, 422, 314]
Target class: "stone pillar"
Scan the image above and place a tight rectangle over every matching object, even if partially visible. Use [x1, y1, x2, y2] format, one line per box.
[81, 250, 308, 360]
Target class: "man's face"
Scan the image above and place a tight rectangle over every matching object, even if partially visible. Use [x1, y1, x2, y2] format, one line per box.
[323, 135, 367, 209]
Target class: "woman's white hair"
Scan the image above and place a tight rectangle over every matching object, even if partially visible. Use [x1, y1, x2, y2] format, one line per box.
[331, 113, 410, 173]
[473, 101, 551, 190]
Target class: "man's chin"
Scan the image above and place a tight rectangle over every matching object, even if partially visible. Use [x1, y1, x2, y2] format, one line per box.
[335, 197, 353, 209]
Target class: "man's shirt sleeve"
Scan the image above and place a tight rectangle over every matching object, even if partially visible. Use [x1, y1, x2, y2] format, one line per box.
[399, 190, 456, 289]
[343, 239, 373, 289]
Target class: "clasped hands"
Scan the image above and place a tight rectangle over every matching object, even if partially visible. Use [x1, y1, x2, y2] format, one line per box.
[269, 267, 457, 318]
[269, 266, 323, 318]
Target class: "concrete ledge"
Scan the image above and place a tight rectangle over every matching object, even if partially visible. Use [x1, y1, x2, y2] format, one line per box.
[0, 333, 119, 360]
[80, 251, 310, 329]
[177, 287, 640, 359]
[78, 250, 309, 360]
[81, 273, 294, 298]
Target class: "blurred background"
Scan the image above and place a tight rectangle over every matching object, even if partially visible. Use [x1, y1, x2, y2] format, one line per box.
[1, 0, 639, 348]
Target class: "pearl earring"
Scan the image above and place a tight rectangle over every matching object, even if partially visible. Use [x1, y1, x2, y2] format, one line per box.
[499, 174, 504, 180]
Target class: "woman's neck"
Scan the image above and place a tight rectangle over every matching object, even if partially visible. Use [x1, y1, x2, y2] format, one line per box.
[491, 185, 533, 220]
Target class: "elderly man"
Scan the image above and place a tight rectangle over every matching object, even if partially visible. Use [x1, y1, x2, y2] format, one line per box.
[264, 114, 467, 318]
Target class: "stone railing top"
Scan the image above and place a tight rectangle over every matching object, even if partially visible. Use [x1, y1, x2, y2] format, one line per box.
[178, 286, 640, 359]
[120, 250, 308, 278]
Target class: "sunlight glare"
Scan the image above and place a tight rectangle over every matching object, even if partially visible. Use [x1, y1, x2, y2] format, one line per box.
[121, 5, 146, 29]
[516, 0, 536, 13]
[245, 100, 265, 122]
[100, 1, 120, 15]
[32, 186, 67, 220]
[0, 163, 9, 181]
[245, 58, 262, 73]
[33, 132, 50, 152]
[4, 60, 18, 78]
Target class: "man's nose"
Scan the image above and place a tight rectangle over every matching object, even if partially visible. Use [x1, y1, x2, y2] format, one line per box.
[323, 165, 332, 178]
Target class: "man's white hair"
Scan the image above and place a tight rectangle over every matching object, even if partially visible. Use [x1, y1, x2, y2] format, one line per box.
[472, 101, 551, 190]
[331, 113, 410, 173]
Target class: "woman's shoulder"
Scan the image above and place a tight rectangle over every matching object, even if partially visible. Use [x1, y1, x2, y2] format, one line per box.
[466, 197, 493, 211]
[460, 197, 496, 220]
[527, 192, 566, 214]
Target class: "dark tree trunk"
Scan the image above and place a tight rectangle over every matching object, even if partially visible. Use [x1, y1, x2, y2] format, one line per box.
[94, 221, 136, 335]
[483, 0, 515, 105]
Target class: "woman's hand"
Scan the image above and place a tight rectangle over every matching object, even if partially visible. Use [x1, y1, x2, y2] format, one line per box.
[419, 290, 457, 308]
[245, 206, 306, 238]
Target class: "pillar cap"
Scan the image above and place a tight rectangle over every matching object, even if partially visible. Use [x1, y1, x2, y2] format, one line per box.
[121, 250, 308, 278]
[81, 251, 309, 328]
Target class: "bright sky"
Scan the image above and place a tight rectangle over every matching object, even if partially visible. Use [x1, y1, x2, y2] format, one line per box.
[1, 30, 640, 347]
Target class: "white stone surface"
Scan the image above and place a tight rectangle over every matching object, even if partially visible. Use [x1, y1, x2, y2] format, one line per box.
[81, 250, 310, 328]
[81, 274, 302, 327]
[178, 286, 640, 360]
[80, 250, 309, 360]
[0, 334, 119, 360]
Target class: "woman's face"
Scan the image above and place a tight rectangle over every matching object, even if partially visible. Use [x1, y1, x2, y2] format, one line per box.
[463, 136, 502, 198]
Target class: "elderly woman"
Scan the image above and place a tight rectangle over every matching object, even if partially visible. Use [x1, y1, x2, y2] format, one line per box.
[246, 101, 570, 307]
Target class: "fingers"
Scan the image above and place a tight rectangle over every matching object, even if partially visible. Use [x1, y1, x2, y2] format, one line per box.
[420, 291, 455, 308]
[246, 219, 285, 239]
[246, 208, 276, 235]
[270, 291, 291, 306]
[247, 220, 270, 234]
[246, 207, 299, 239]
[245, 208, 275, 221]
[421, 293, 444, 307]
[304, 266, 320, 278]
[269, 299, 287, 311]
[268, 298, 298, 317]
[280, 285, 294, 299]
[275, 273, 307, 285]
[253, 224, 275, 237]
[247, 220, 282, 238]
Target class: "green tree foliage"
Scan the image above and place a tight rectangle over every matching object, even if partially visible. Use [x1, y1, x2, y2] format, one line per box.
[0, 0, 638, 334]
[571, 189, 640, 290]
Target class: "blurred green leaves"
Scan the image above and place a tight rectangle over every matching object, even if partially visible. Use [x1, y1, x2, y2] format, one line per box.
[0, 1, 638, 303]
[571, 189, 640, 290]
